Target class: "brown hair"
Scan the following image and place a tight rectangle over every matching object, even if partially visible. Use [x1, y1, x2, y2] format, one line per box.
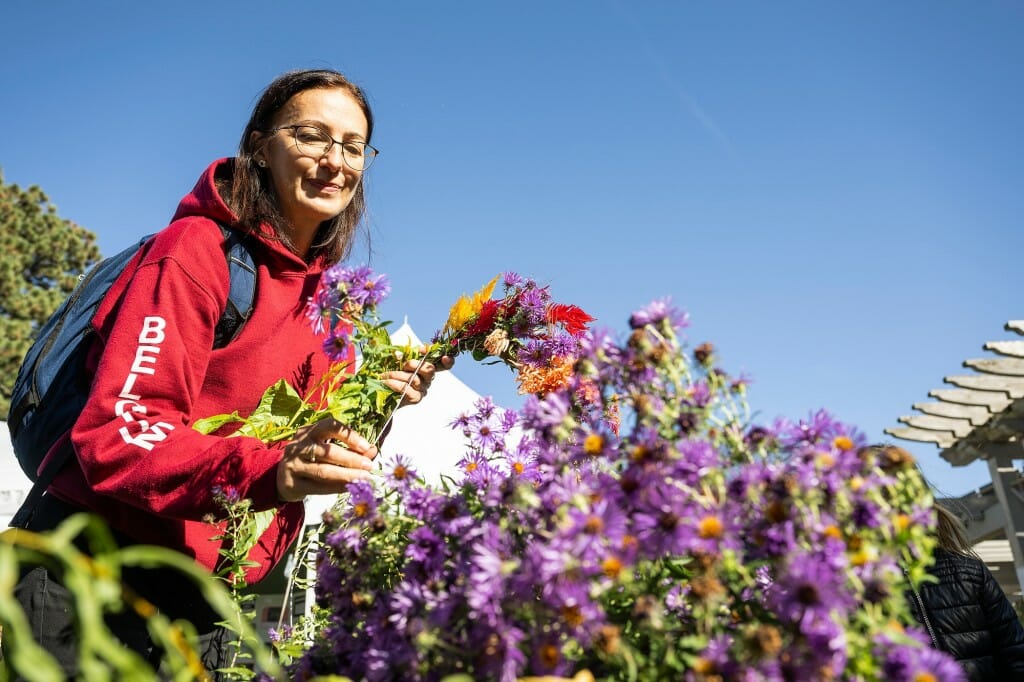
[229, 69, 375, 263]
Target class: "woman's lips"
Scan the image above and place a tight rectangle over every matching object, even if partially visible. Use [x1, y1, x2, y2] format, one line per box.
[309, 179, 343, 194]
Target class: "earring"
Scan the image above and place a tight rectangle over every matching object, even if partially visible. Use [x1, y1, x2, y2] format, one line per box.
[257, 159, 267, 167]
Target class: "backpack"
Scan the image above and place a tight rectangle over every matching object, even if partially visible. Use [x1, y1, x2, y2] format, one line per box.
[7, 223, 256, 527]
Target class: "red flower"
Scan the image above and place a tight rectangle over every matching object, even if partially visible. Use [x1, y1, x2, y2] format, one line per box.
[546, 303, 595, 337]
[463, 299, 501, 337]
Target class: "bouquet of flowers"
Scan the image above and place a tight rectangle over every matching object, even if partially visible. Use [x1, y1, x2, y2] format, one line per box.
[196, 268, 594, 446]
[279, 299, 962, 682]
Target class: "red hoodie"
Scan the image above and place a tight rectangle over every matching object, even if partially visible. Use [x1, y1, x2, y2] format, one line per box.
[51, 158, 352, 583]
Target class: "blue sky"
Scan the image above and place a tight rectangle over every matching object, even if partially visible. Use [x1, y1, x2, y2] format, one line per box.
[2, 2, 1022, 496]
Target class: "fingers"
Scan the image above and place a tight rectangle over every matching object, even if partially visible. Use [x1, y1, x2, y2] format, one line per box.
[382, 357, 448, 405]
[313, 413, 378, 456]
[277, 418, 379, 501]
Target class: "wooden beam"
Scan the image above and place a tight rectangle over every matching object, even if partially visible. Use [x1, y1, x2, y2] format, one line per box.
[897, 414, 973, 438]
[985, 340, 1024, 358]
[940, 442, 985, 466]
[953, 441, 1024, 460]
[928, 388, 1012, 411]
[964, 357, 1024, 377]
[913, 401, 993, 427]
[885, 426, 956, 448]
[1006, 321, 1024, 336]
[987, 454, 1024, 592]
[944, 374, 1024, 399]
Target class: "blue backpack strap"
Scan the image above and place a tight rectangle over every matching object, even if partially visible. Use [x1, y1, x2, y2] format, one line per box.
[10, 223, 257, 529]
[213, 224, 257, 349]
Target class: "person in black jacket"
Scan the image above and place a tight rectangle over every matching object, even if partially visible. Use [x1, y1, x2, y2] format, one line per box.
[867, 445, 1024, 681]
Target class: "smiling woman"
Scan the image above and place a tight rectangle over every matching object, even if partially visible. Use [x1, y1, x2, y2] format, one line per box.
[2, 68, 449, 678]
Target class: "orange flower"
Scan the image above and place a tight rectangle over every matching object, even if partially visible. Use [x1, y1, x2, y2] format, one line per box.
[515, 357, 575, 395]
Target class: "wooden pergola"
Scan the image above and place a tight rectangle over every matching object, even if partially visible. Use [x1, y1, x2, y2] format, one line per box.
[886, 320, 1024, 595]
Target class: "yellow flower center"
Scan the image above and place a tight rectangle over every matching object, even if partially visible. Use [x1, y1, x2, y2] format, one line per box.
[539, 644, 560, 668]
[692, 657, 715, 674]
[602, 556, 623, 578]
[823, 525, 842, 540]
[561, 605, 584, 628]
[913, 674, 938, 682]
[833, 435, 854, 451]
[354, 502, 369, 517]
[513, 461, 525, 475]
[698, 515, 724, 539]
[583, 515, 604, 534]
[465, 461, 478, 473]
[393, 465, 408, 480]
[894, 514, 911, 532]
[583, 433, 604, 455]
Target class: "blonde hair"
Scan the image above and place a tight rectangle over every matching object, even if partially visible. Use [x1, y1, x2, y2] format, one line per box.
[859, 443, 976, 557]
[933, 500, 976, 556]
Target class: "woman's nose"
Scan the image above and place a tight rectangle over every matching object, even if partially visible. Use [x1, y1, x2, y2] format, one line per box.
[320, 142, 346, 171]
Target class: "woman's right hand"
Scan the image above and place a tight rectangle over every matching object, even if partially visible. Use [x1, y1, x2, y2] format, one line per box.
[276, 417, 378, 502]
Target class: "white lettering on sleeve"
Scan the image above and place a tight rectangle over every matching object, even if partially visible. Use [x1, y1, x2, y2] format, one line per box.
[115, 315, 175, 450]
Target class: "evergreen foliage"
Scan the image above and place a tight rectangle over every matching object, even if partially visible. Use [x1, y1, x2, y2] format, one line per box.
[0, 170, 101, 419]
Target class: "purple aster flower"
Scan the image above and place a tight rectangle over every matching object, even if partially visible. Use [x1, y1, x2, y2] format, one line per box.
[383, 453, 418, 488]
[684, 380, 712, 408]
[628, 297, 689, 330]
[521, 392, 571, 432]
[767, 550, 855, 627]
[502, 271, 524, 288]
[517, 337, 553, 367]
[322, 327, 350, 362]
[345, 479, 378, 523]
[405, 526, 447, 576]
[466, 524, 510, 628]
[359, 271, 391, 307]
[505, 448, 540, 483]
[305, 286, 338, 334]
[326, 525, 364, 554]
[516, 286, 548, 326]
[403, 485, 444, 521]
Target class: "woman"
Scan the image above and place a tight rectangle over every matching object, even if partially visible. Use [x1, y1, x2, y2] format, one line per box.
[862, 445, 1024, 681]
[7, 69, 447, 674]
[906, 500, 1024, 681]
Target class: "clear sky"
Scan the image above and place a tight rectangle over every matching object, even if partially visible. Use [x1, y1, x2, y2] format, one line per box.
[2, 2, 1022, 497]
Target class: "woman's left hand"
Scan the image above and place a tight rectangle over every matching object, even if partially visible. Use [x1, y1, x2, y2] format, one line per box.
[381, 352, 454, 405]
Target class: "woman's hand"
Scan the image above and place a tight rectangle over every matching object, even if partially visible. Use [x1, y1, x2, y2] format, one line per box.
[277, 417, 378, 502]
[381, 352, 454, 406]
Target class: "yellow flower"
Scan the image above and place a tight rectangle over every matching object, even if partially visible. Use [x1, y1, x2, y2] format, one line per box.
[443, 274, 499, 333]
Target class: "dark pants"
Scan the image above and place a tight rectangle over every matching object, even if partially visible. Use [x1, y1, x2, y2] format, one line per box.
[2, 495, 233, 679]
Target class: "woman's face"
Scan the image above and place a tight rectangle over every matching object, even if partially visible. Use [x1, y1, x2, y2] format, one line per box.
[253, 87, 369, 247]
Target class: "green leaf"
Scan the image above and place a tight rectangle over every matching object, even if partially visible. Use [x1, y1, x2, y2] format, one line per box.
[193, 411, 243, 434]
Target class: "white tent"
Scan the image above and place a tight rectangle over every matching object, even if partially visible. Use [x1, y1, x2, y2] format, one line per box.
[302, 320, 483, 524]
[0, 424, 32, 528]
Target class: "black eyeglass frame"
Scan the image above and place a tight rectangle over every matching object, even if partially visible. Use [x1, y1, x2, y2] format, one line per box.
[268, 124, 379, 171]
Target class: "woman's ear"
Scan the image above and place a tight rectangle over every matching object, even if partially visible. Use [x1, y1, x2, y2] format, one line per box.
[250, 130, 266, 165]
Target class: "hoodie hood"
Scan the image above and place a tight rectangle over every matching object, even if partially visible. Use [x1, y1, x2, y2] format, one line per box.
[170, 158, 324, 270]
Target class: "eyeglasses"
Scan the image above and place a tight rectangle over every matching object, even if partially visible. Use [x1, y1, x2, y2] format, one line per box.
[269, 124, 379, 171]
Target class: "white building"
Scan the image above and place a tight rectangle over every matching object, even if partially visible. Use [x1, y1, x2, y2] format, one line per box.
[0, 424, 32, 528]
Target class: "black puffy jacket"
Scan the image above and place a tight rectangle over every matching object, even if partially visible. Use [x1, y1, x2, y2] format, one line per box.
[906, 549, 1024, 681]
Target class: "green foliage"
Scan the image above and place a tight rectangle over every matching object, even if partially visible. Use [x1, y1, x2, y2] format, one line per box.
[207, 490, 278, 680]
[0, 514, 284, 681]
[0, 169, 101, 419]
